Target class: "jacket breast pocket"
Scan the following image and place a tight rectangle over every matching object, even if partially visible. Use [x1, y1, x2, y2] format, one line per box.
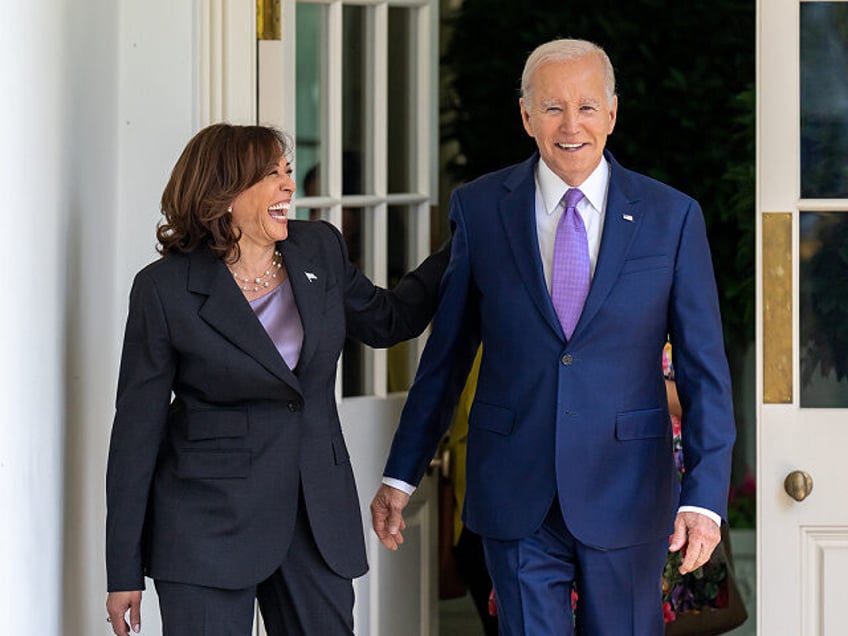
[176, 449, 251, 479]
[619, 255, 671, 276]
[615, 408, 667, 440]
[185, 408, 248, 441]
[469, 401, 516, 436]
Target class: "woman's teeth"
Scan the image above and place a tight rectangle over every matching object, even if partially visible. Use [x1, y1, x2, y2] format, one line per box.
[269, 202, 289, 219]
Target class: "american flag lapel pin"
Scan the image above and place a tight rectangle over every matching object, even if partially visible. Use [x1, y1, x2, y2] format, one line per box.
[305, 272, 318, 282]
[622, 213, 634, 222]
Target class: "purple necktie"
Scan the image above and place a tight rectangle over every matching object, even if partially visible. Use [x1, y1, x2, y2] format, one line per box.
[551, 188, 589, 339]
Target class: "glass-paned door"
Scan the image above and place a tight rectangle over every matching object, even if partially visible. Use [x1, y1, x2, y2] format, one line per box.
[271, 0, 435, 399]
[258, 1, 439, 634]
[759, 1, 848, 634]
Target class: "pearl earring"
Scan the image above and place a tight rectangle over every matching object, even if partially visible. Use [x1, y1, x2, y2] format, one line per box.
[227, 206, 233, 214]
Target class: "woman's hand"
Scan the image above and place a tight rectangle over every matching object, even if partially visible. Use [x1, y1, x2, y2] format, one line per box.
[106, 590, 142, 635]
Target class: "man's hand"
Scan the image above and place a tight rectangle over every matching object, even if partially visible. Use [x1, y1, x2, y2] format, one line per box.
[668, 511, 721, 574]
[370, 484, 411, 550]
[106, 590, 142, 635]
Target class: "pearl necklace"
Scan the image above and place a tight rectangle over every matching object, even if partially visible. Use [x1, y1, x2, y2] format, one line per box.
[228, 250, 283, 292]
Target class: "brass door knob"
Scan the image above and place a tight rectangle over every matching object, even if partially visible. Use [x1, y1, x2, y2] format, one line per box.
[784, 470, 813, 502]
[428, 448, 451, 479]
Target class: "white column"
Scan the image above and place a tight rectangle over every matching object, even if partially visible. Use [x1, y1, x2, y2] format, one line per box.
[0, 3, 69, 635]
[1, 1, 199, 635]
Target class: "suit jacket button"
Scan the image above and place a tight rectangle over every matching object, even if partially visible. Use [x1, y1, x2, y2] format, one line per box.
[287, 400, 301, 412]
[561, 353, 574, 366]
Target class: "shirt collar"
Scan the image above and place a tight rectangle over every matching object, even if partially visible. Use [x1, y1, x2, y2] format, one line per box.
[536, 156, 610, 215]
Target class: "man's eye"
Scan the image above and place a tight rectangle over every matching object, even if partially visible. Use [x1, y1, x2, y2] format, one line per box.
[545, 106, 562, 113]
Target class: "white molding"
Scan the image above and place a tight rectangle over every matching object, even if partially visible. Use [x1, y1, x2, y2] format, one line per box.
[200, 0, 257, 125]
[802, 526, 848, 635]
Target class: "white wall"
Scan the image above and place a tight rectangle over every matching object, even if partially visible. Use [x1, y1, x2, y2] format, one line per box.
[0, 1, 198, 634]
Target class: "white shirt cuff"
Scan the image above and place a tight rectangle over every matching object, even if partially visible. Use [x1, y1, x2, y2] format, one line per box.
[382, 476, 416, 496]
[678, 505, 721, 527]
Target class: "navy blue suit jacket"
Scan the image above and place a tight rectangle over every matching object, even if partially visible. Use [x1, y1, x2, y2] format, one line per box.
[384, 151, 735, 550]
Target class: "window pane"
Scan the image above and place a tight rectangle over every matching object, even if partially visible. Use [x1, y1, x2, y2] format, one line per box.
[297, 205, 369, 397]
[342, 207, 368, 396]
[800, 3, 848, 198]
[296, 3, 325, 196]
[293, 206, 319, 222]
[387, 7, 415, 194]
[387, 205, 417, 392]
[799, 211, 848, 407]
[342, 5, 370, 195]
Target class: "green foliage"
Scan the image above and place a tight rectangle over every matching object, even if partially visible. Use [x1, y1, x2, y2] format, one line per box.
[663, 548, 728, 617]
[442, 0, 756, 350]
[727, 490, 756, 529]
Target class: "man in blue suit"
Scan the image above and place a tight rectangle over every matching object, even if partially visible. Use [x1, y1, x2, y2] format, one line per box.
[371, 39, 735, 634]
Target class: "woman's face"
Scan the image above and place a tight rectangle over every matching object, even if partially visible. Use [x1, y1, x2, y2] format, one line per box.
[230, 155, 296, 250]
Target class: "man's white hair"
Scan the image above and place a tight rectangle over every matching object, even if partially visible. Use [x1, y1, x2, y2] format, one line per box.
[521, 39, 616, 107]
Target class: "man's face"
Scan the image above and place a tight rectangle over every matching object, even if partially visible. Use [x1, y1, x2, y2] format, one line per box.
[519, 54, 617, 186]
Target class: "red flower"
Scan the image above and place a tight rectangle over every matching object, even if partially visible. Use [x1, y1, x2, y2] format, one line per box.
[663, 601, 677, 624]
[671, 414, 682, 438]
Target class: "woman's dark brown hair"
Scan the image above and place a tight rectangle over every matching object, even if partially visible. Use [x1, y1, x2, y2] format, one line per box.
[157, 123, 289, 260]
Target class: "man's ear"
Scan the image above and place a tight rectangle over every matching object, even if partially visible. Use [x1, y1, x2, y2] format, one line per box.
[607, 95, 618, 135]
[519, 98, 534, 138]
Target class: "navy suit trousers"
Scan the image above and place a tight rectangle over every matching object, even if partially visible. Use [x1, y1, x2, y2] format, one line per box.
[481, 497, 668, 636]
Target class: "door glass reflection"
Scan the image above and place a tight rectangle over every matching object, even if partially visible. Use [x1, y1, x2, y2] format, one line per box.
[388, 7, 415, 194]
[799, 212, 848, 407]
[296, 3, 325, 196]
[387, 205, 416, 391]
[800, 3, 848, 199]
[341, 206, 368, 397]
[342, 5, 370, 195]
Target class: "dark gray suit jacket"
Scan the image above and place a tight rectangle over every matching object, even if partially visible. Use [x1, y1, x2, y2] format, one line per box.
[106, 220, 446, 592]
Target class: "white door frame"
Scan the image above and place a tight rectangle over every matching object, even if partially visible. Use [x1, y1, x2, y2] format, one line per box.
[757, 1, 848, 634]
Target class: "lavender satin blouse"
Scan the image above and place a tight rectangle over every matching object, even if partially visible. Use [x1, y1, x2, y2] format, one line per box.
[248, 278, 304, 370]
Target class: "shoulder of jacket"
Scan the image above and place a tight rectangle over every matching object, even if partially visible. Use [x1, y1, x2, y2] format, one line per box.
[287, 218, 339, 243]
[611, 159, 696, 208]
[136, 251, 186, 277]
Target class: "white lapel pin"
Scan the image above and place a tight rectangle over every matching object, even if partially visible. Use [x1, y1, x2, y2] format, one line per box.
[622, 213, 634, 222]
[305, 272, 318, 282]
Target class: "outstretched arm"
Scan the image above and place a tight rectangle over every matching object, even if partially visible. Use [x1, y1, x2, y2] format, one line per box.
[338, 222, 451, 347]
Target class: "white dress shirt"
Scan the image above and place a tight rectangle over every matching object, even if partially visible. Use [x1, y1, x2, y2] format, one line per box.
[535, 155, 608, 290]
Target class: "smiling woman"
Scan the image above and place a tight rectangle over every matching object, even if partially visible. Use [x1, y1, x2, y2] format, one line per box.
[104, 123, 449, 636]
[228, 154, 294, 274]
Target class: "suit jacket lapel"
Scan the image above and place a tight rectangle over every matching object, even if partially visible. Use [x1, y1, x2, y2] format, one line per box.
[571, 154, 641, 339]
[188, 248, 303, 395]
[500, 154, 565, 338]
[277, 238, 325, 374]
